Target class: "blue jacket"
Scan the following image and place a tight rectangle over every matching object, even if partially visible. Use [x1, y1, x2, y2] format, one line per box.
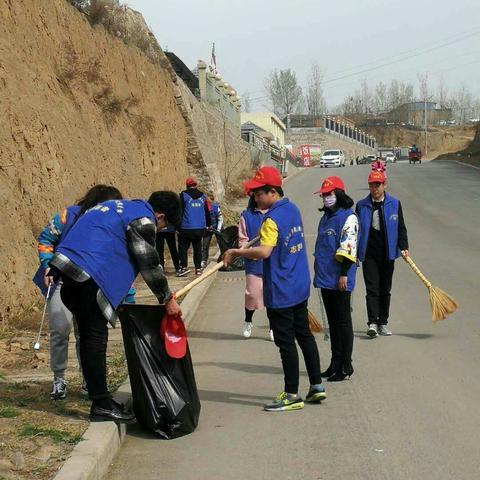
[34, 205, 82, 296]
[313, 208, 357, 291]
[241, 208, 264, 276]
[262, 198, 310, 309]
[210, 202, 222, 230]
[180, 191, 207, 229]
[56, 199, 156, 309]
[356, 193, 400, 261]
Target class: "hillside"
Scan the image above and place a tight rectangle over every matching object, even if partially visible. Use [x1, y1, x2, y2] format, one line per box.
[0, 0, 189, 323]
[364, 125, 476, 159]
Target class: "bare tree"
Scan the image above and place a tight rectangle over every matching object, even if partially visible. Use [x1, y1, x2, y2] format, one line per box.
[264, 69, 304, 117]
[242, 91, 251, 113]
[305, 62, 326, 116]
[417, 73, 429, 103]
[373, 81, 388, 114]
[436, 77, 449, 108]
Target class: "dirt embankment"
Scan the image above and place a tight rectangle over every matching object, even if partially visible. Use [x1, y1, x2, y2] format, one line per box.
[364, 125, 476, 159]
[0, 0, 189, 324]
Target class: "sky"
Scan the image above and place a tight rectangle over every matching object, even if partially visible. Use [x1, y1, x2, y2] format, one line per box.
[127, 0, 480, 111]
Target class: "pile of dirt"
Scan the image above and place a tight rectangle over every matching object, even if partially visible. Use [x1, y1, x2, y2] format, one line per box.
[0, 0, 189, 325]
[364, 125, 476, 159]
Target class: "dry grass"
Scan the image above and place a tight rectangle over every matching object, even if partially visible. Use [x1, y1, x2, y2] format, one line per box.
[0, 343, 128, 480]
[85, 0, 163, 64]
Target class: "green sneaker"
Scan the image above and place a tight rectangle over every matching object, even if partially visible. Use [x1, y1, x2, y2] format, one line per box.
[305, 384, 327, 403]
[264, 392, 304, 412]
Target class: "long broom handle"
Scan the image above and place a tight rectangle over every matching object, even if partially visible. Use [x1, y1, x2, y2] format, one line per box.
[175, 236, 260, 300]
[402, 254, 432, 289]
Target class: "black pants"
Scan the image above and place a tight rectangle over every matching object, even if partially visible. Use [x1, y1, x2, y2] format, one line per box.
[178, 229, 204, 270]
[156, 231, 180, 271]
[267, 300, 322, 394]
[321, 289, 353, 373]
[362, 257, 395, 325]
[201, 232, 213, 264]
[60, 277, 110, 405]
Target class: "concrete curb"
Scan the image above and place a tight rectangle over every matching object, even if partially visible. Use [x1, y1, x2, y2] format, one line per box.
[53, 269, 218, 480]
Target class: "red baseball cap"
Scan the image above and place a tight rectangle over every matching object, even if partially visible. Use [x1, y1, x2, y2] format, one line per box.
[243, 166, 282, 192]
[186, 176, 197, 187]
[368, 171, 386, 184]
[314, 176, 345, 195]
[161, 314, 187, 359]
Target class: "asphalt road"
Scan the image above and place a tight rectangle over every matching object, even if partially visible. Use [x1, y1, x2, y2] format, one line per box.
[107, 160, 480, 480]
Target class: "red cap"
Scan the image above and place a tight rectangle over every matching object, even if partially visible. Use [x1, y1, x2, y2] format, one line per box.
[186, 176, 197, 187]
[243, 166, 282, 192]
[368, 171, 386, 184]
[314, 176, 345, 194]
[161, 314, 187, 359]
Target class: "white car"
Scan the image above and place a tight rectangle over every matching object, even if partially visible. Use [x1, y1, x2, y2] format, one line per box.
[319, 149, 345, 168]
[385, 153, 396, 163]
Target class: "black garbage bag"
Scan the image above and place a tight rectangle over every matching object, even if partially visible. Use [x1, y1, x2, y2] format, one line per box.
[215, 225, 244, 271]
[118, 304, 201, 439]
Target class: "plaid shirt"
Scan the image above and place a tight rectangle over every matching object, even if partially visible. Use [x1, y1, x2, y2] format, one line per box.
[50, 217, 172, 326]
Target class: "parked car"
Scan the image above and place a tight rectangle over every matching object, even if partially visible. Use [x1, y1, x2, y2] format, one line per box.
[385, 153, 396, 163]
[319, 149, 345, 168]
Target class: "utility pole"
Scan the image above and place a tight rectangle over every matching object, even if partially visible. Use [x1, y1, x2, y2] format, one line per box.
[424, 96, 428, 159]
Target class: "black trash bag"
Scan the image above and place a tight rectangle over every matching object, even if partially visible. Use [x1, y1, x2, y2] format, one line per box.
[118, 304, 201, 439]
[215, 225, 244, 271]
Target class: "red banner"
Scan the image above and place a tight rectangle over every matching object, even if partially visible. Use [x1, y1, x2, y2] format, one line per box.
[300, 144, 311, 167]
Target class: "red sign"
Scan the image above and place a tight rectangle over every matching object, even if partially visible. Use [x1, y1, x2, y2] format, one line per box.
[300, 145, 311, 167]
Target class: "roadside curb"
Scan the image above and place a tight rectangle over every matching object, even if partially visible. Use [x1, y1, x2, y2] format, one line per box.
[53, 269, 218, 480]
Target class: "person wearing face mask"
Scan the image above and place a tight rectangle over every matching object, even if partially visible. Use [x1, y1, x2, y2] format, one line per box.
[356, 171, 409, 337]
[313, 176, 358, 382]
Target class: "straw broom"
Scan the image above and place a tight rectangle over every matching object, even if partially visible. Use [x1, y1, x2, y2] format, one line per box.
[402, 254, 458, 322]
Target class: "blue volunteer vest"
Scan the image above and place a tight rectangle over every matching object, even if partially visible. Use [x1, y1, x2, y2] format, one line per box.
[210, 202, 221, 230]
[56, 199, 156, 309]
[262, 198, 310, 309]
[59, 205, 82, 243]
[181, 191, 207, 229]
[241, 208, 264, 276]
[357, 193, 400, 262]
[313, 208, 357, 292]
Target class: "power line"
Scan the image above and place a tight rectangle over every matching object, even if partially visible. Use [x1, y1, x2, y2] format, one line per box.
[324, 26, 480, 79]
[323, 29, 480, 84]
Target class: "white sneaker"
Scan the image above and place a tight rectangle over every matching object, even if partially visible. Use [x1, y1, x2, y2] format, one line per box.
[378, 325, 392, 336]
[367, 323, 378, 337]
[269, 329, 275, 342]
[242, 322, 252, 339]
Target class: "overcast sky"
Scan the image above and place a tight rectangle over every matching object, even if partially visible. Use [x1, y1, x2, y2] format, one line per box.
[127, 0, 480, 110]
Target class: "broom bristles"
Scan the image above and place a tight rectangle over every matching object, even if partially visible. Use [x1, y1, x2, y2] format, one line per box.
[308, 309, 323, 333]
[428, 285, 459, 322]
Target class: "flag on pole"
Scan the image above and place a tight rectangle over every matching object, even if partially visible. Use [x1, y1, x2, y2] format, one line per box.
[210, 43, 217, 74]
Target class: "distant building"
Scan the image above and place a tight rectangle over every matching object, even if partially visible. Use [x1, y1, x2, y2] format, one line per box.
[386, 102, 452, 126]
[241, 112, 286, 156]
[241, 121, 283, 161]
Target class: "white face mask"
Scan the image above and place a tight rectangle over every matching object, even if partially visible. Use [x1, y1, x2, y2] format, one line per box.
[322, 192, 337, 208]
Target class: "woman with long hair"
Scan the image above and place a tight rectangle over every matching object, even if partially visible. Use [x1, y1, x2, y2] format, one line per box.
[313, 176, 358, 382]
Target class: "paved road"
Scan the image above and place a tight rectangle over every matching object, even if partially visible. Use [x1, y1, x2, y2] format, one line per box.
[107, 160, 480, 480]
